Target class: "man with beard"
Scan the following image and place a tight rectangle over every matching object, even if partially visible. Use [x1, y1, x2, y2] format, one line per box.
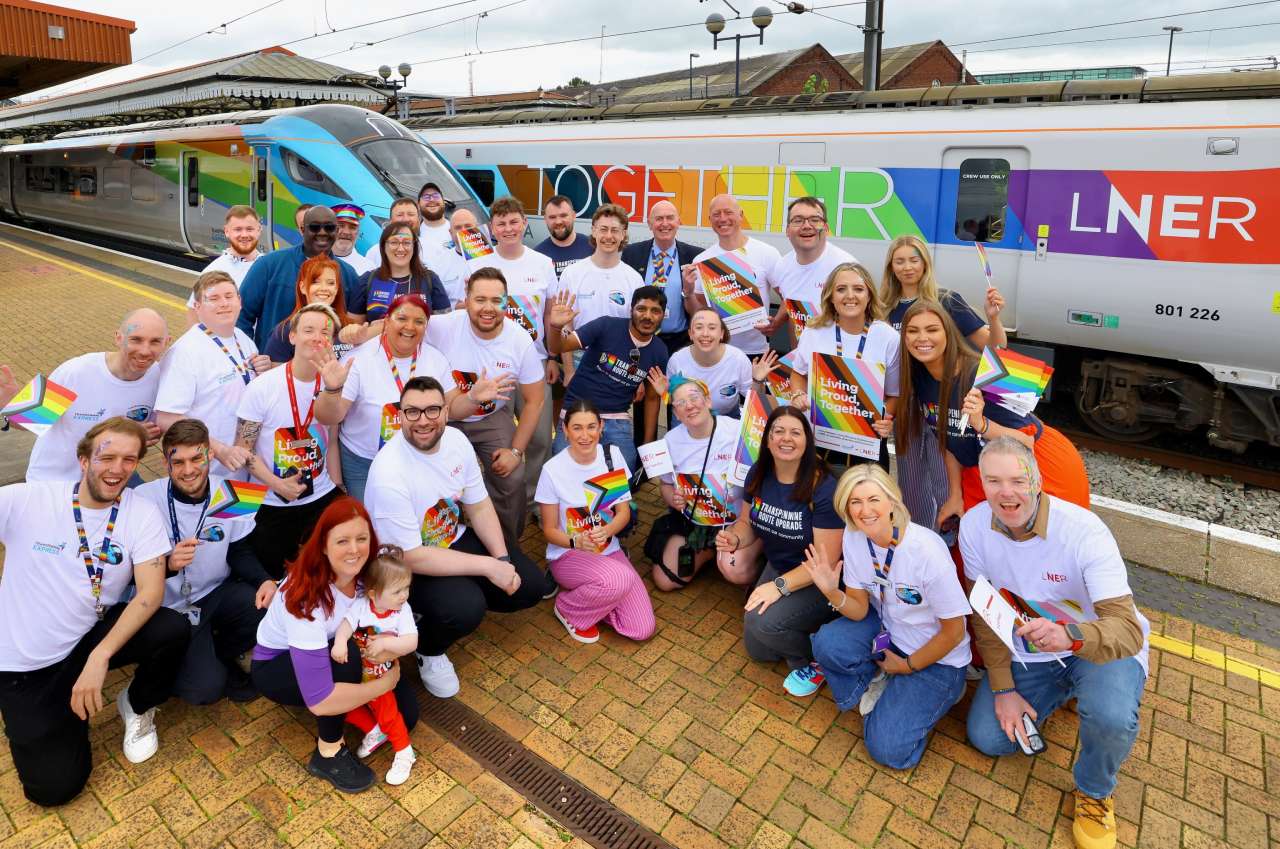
[185, 206, 263, 324]
[534, 194, 592, 280]
[361, 376, 548, 696]
[546, 285, 669, 471]
[0, 418, 188, 805]
[417, 182, 453, 251]
[426, 268, 545, 549]
[621, 200, 702, 355]
[3, 308, 169, 482]
[235, 304, 344, 578]
[134, 419, 275, 704]
[330, 203, 377, 276]
[237, 206, 362, 349]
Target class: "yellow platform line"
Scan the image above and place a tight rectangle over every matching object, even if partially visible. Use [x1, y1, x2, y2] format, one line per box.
[0, 239, 186, 310]
[1150, 633, 1280, 689]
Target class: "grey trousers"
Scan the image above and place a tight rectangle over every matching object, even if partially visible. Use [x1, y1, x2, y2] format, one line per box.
[743, 562, 837, 670]
[451, 408, 527, 549]
[512, 381, 553, 503]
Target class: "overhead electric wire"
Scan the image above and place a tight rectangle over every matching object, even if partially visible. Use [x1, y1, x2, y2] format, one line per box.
[313, 0, 534, 60]
[135, 0, 288, 63]
[276, 0, 487, 48]
[966, 20, 1280, 54]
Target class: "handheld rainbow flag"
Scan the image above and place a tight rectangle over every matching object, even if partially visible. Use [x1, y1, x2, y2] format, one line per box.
[973, 242, 994, 288]
[976, 347, 1053, 416]
[697, 254, 765, 333]
[1, 374, 77, 436]
[583, 467, 631, 514]
[973, 345, 1009, 388]
[457, 227, 494, 260]
[207, 479, 269, 519]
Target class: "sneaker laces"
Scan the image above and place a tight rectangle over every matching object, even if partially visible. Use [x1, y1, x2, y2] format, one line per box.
[794, 664, 822, 683]
[131, 708, 157, 741]
[1075, 793, 1110, 826]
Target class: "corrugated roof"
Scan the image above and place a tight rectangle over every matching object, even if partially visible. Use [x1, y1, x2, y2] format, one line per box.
[581, 45, 812, 102]
[836, 41, 946, 84]
[0, 0, 135, 98]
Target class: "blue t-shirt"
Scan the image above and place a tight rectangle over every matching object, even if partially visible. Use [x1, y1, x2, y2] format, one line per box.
[236, 246, 362, 349]
[913, 367, 1037, 468]
[889, 289, 984, 335]
[352, 270, 449, 320]
[534, 236, 593, 280]
[748, 473, 842, 570]
[563, 317, 669, 414]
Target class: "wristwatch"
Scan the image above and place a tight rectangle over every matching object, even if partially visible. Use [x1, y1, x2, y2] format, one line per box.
[1062, 621, 1085, 652]
[496, 555, 512, 563]
[773, 576, 791, 596]
[510, 447, 525, 462]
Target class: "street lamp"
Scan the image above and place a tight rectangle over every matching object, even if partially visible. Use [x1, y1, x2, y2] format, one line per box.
[378, 62, 413, 119]
[705, 6, 773, 97]
[1162, 26, 1183, 77]
[689, 53, 701, 99]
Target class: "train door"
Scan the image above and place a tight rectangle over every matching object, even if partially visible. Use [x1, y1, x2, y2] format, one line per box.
[935, 148, 1029, 328]
[0, 156, 10, 214]
[179, 151, 221, 255]
[251, 145, 274, 251]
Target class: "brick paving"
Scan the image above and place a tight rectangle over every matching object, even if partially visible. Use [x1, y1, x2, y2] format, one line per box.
[1, 232, 1279, 848]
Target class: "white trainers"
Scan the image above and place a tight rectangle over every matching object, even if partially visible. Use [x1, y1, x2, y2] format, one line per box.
[357, 725, 388, 758]
[386, 746, 416, 786]
[859, 672, 889, 717]
[117, 687, 159, 764]
[417, 653, 460, 698]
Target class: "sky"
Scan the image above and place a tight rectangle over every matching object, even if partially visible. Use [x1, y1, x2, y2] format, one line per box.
[18, 0, 1280, 102]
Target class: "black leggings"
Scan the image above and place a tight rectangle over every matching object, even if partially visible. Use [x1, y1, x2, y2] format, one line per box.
[250, 637, 420, 745]
[410, 527, 551, 656]
[247, 489, 341, 581]
[0, 604, 190, 806]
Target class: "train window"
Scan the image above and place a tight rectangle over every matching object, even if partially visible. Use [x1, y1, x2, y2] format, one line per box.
[282, 150, 348, 199]
[187, 157, 199, 207]
[103, 165, 126, 199]
[954, 158, 1009, 243]
[74, 167, 96, 196]
[140, 146, 156, 167]
[457, 169, 495, 206]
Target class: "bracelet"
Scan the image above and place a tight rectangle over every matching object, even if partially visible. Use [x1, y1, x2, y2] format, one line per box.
[978, 416, 991, 436]
[829, 591, 847, 612]
[510, 447, 524, 461]
[322, 385, 344, 394]
[495, 555, 511, 563]
[990, 686, 1016, 696]
[905, 655, 918, 673]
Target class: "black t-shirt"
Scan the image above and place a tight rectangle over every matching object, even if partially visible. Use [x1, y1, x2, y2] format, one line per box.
[534, 237, 593, 280]
[563, 317, 669, 414]
[353, 270, 449, 319]
[748, 473, 842, 570]
[889, 289, 984, 335]
[912, 367, 1036, 467]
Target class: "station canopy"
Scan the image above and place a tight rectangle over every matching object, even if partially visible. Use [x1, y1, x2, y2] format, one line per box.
[0, 46, 394, 139]
[0, 0, 134, 100]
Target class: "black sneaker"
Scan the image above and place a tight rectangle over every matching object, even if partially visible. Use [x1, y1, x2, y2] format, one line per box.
[223, 672, 258, 704]
[541, 570, 559, 600]
[306, 745, 374, 793]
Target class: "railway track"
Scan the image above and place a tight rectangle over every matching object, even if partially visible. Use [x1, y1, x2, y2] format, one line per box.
[1060, 427, 1280, 491]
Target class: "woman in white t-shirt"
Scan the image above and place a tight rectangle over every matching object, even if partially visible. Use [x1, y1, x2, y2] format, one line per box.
[314, 294, 457, 502]
[787, 263, 899, 472]
[643, 377, 761, 591]
[664, 309, 760, 417]
[535, 399, 654, 644]
[251, 496, 416, 794]
[804, 465, 971, 770]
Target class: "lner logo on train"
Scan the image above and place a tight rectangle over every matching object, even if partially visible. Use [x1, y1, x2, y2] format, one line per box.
[476, 163, 1278, 264]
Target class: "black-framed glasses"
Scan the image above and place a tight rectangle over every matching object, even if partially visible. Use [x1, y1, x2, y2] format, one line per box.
[787, 215, 827, 227]
[628, 348, 641, 364]
[306, 222, 337, 234]
[419, 191, 443, 201]
[401, 404, 444, 421]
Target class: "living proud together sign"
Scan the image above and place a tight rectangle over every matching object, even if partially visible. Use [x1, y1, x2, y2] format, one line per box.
[809, 353, 885, 460]
[696, 255, 766, 333]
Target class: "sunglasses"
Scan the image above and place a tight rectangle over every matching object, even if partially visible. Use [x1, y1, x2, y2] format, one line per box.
[628, 348, 641, 364]
[306, 223, 337, 234]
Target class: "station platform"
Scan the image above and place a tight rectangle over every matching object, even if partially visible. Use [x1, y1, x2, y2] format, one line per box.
[0, 226, 1277, 849]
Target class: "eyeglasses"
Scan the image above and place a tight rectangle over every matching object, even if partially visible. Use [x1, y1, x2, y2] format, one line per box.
[306, 223, 337, 234]
[401, 404, 444, 421]
[628, 348, 641, 364]
[788, 215, 827, 227]
[419, 191, 443, 202]
[672, 396, 707, 410]
[386, 238, 415, 248]
[593, 226, 625, 236]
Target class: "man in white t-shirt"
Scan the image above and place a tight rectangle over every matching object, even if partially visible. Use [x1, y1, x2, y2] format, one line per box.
[156, 271, 271, 480]
[135, 418, 276, 705]
[465, 196, 558, 503]
[0, 417, 188, 806]
[364, 376, 550, 697]
[418, 181, 453, 251]
[428, 208, 480, 307]
[235, 304, 344, 580]
[425, 268, 546, 548]
[772, 196, 857, 345]
[961, 437, 1146, 849]
[683, 193, 783, 356]
[185, 204, 262, 324]
[3, 308, 169, 483]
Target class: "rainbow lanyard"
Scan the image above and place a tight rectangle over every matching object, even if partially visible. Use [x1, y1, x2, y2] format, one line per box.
[198, 324, 253, 384]
[72, 482, 121, 620]
[834, 325, 868, 360]
[382, 336, 418, 394]
[866, 525, 899, 608]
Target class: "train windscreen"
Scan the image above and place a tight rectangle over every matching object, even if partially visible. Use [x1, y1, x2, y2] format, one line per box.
[356, 138, 474, 208]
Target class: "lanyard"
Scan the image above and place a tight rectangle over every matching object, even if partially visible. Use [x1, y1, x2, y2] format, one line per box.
[285, 362, 320, 439]
[167, 480, 210, 607]
[72, 482, 120, 620]
[382, 336, 418, 394]
[866, 525, 899, 608]
[834, 325, 868, 360]
[199, 323, 253, 385]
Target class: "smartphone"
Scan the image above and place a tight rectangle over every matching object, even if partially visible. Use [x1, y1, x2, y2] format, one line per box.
[1017, 713, 1046, 755]
[677, 545, 695, 579]
[870, 630, 892, 659]
[938, 515, 960, 547]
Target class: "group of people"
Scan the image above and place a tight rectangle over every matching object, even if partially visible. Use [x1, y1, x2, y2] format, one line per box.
[0, 184, 1145, 849]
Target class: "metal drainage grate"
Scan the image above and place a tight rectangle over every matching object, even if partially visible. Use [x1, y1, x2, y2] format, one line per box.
[420, 694, 678, 849]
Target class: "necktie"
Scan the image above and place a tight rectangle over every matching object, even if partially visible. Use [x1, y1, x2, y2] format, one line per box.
[652, 248, 671, 287]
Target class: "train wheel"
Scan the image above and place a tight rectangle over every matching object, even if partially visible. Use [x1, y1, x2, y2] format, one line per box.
[1076, 360, 1164, 442]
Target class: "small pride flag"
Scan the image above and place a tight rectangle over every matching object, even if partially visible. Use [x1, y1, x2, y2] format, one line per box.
[975, 346, 1053, 417]
[974, 346, 1008, 388]
[584, 467, 631, 514]
[1, 374, 76, 436]
[457, 227, 494, 260]
[974, 242, 994, 287]
[207, 479, 269, 519]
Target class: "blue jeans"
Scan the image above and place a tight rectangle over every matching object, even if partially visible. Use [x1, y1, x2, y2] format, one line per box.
[338, 441, 373, 504]
[553, 416, 637, 473]
[811, 611, 966, 769]
[967, 655, 1146, 798]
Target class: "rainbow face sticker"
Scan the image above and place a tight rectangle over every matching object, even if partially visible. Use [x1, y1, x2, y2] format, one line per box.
[272, 424, 327, 478]
[379, 402, 402, 448]
[421, 498, 462, 548]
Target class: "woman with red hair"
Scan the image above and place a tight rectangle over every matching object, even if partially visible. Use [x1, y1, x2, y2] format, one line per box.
[264, 255, 367, 363]
[251, 497, 418, 794]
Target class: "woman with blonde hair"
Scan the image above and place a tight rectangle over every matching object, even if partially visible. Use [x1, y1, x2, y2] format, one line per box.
[803, 463, 971, 769]
[879, 235, 1006, 349]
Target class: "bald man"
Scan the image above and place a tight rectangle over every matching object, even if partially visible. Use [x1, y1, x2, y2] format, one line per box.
[1, 308, 170, 482]
[622, 200, 702, 355]
[681, 194, 783, 357]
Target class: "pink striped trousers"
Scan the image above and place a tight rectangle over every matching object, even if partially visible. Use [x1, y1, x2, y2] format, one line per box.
[549, 548, 655, 641]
